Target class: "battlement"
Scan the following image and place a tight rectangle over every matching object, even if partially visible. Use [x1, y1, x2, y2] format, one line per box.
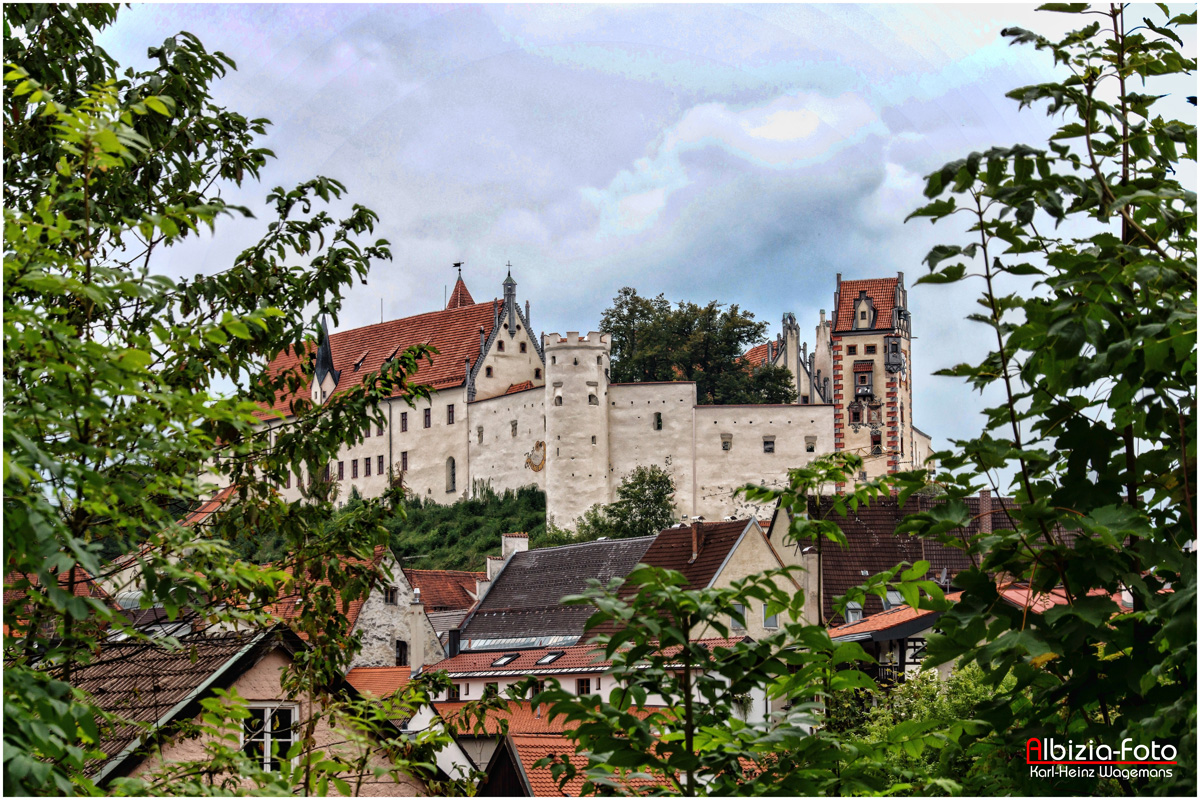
[543, 331, 609, 348]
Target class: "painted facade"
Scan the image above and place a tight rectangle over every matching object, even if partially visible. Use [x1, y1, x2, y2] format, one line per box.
[258, 271, 932, 528]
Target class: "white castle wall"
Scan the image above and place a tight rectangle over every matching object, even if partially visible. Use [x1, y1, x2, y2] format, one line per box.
[466, 386, 547, 495]
[472, 323, 544, 402]
[607, 381, 697, 519]
[692, 403, 835, 520]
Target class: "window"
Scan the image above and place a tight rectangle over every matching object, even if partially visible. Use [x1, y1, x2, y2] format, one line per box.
[653, 412, 662, 431]
[597, 356, 602, 365]
[763, 605, 779, 629]
[871, 431, 883, 455]
[801, 395, 809, 404]
[497, 340, 505, 352]
[529, 679, 546, 697]
[337, 461, 344, 480]
[384, 586, 398, 605]
[446, 457, 456, 492]
[859, 374, 868, 385]
[845, 602, 863, 623]
[401, 451, 408, 471]
[860, 311, 867, 321]
[323, 464, 331, 483]
[395, 640, 409, 666]
[576, 678, 591, 695]
[492, 653, 519, 667]
[449, 683, 462, 701]
[351, 459, 358, 479]
[376, 422, 383, 436]
[721, 434, 732, 451]
[588, 393, 598, 406]
[551, 356, 556, 365]
[364, 457, 371, 477]
[484, 681, 499, 696]
[485, 366, 493, 377]
[477, 426, 484, 444]
[424, 408, 431, 428]
[378, 455, 385, 474]
[591, 435, 597, 445]
[730, 603, 746, 631]
[805, 436, 817, 453]
[520, 342, 527, 353]
[882, 590, 904, 611]
[892, 341, 900, 353]
[243, 706, 296, 772]
[847, 345, 857, 355]
[534, 368, 542, 379]
[364, 425, 371, 439]
[763, 437, 775, 454]
[536, 651, 564, 665]
[851, 407, 862, 423]
[400, 412, 408, 432]
[554, 396, 563, 406]
[284, 472, 291, 489]
[865, 345, 876, 354]
[511, 420, 518, 437]
[447, 405, 455, 424]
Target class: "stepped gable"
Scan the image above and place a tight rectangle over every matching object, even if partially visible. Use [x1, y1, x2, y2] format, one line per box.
[834, 277, 899, 333]
[258, 288, 500, 418]
[403, 568, 484, 611]
[446, 276, 475, 309]
[460, 537, 656, 642]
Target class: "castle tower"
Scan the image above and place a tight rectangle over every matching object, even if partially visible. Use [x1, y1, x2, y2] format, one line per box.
[543, 331, 611, 528]
[828, 272, 913, 489]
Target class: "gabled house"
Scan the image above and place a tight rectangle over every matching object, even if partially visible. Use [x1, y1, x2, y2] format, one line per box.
[403, 567, 487, 647]
[73, 625, 432, 794]
[829, 591, 964, 684]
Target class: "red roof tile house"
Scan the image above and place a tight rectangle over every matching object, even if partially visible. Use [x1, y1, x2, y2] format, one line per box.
[71, 626, 431, 795]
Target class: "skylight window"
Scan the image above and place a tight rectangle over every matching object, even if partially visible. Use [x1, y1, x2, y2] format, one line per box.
[536, 651, 565, 665]
[491, 653, 520, 667]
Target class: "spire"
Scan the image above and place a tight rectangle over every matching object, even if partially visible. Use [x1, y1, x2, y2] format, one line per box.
[314, 316, 340, 389]
[447, 276, 474, 309]
[502, 263, 517, 337]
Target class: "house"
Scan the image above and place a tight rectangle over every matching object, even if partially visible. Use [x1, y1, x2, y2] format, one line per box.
[829, 591, 964, 684]
[403, 567, 487, 647]
[265, 544, 444, 672]
[477, 732, 667, 797]
[73, 625, 432, 794]
[255, 271, 937, 527]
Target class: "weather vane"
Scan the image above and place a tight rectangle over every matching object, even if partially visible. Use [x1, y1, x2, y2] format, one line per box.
[452, 262, 463, 280]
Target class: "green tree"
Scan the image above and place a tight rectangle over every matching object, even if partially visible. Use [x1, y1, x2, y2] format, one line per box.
[896, 4, 1195, 796]
[2, 5, 469, 794]
[574, 464, 678, 540]
[600, 288, 790, 404]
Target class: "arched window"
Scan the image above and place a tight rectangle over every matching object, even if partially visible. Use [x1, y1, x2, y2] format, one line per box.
[446, 457, 456, 492]
[588, 394, 598, 406]
[554, 396, 563, 406]
[534, 368, 542, 379]
[395, 640, 409, 667]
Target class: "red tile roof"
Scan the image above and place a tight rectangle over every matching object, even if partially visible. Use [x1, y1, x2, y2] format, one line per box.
[508, 733, 669, 797]
[829, 592, 962, 640]
[427, 638, 749, 678]
[436, 700, 577, 735]
[346, 666, 411, 697]
[180, 484, 237, 528]
[743, 342, 771, 366]
[260, 291, 500, 418]
[835, 277, 899, 333]
[446, 277, 475, 309]
[505, 380, 535, 395]
[853, 360, 874, 372]
[403, 569, 484, 611]
[639, 520, 752, 591]
[4, 565, 111, 636]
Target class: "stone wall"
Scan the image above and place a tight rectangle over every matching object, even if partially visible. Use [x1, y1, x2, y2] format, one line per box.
[350, 554, 444, 671]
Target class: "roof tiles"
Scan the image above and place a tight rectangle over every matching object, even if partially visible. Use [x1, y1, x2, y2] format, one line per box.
[404, 569, 484, 611]
[835, 277, 899, 333]
[345, 666, 411, 697]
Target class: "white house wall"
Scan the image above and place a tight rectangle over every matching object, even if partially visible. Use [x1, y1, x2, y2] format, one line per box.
[467, 387, 547, 496]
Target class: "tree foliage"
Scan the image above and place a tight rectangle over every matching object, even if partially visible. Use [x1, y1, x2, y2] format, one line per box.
[600, 287, 796, 405]
[895, 4, 1196, 795]
[2, 5, 467, 794]
[575, 465, 679, 541]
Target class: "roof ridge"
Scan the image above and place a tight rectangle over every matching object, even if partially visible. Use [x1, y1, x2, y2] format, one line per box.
[513, 535, 657, 554]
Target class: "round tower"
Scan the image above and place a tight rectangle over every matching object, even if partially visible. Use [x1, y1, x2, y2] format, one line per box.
[543, 331, 611, 529]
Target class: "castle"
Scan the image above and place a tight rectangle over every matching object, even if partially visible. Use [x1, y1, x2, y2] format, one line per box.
[259, 270, 933, 526]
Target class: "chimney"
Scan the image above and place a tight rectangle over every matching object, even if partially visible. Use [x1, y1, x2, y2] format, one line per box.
[689, 521, 702, 564]
[475, 576, 491, 603]
[447, 628, 460, 658]
[408, 591, 426, 672]
[502, 532, 529, 560]
[979, 489, 992, 535]
[412, 587, 422, 605]
[486, 555, 505, 582]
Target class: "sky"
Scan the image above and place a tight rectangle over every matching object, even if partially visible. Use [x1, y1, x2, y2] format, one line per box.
[96, 3, 1196, 487]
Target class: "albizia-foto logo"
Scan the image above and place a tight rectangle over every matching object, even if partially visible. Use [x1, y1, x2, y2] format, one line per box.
[1026, 737, 1178, 780]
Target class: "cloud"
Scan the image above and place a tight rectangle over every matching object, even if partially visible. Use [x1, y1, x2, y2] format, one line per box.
[582, 91, 882, 235]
